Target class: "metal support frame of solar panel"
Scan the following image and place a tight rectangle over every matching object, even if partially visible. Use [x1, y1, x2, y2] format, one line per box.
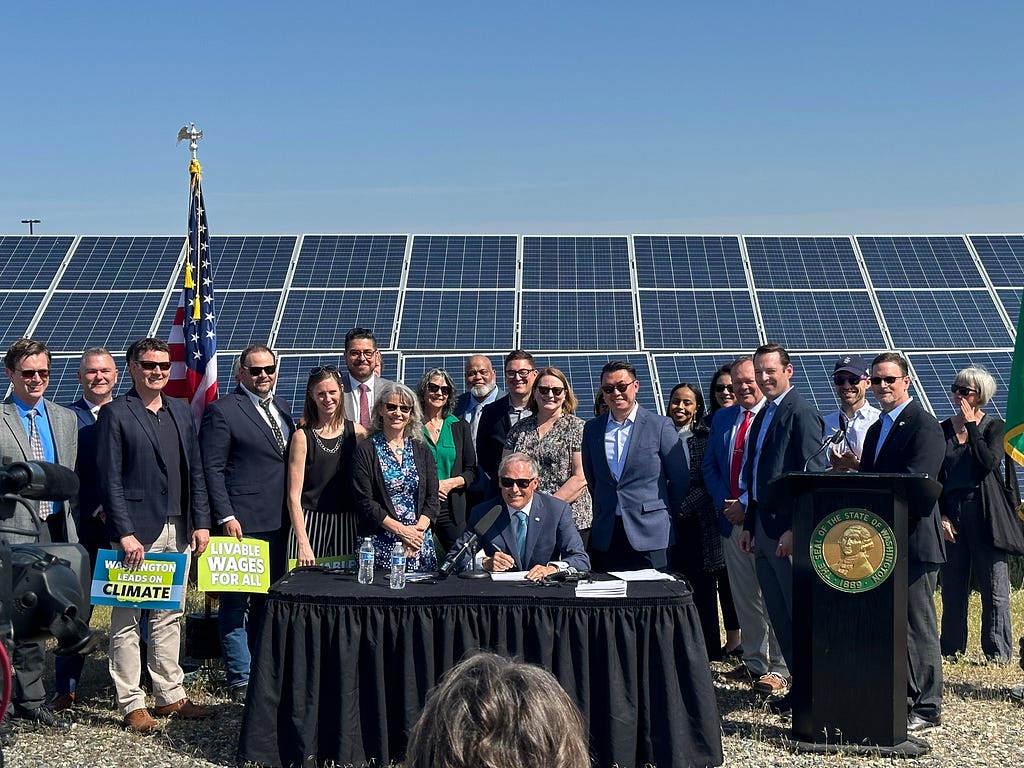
[856, 236, 986, 290]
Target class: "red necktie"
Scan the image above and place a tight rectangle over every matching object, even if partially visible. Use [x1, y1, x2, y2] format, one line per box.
[729, 410, 752, 499]
[358, 383, 371, 429]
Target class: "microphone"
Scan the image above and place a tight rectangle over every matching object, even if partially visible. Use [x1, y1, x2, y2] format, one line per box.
[803, 427, 846, 472]
[439, 504, 504, 577]
[0, 461, 80, 501]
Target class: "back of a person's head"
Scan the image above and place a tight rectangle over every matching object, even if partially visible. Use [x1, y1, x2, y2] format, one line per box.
[404, 652, 590, 768]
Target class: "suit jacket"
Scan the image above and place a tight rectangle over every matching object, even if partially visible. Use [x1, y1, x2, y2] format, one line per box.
[432, 418, 478, 549]
[455, 493, 590, 572]
[859, 400, 945, 564]
[703, 403, 742, 537]
[0, 397, 78, 544]
[342, 374, 392, 424]
[96, 390, 211, 548]
[742, 389, 826, 540]
[453, 388, 503, 420]
[475, 394, 514, 493]
[66, 398, 108, 553]
[200, 387, 295, 534]
[351, 437, 440, 535]
[582, 406, 689, 554]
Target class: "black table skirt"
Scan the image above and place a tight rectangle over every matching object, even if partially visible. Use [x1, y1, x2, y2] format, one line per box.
[238, 570, 723, 768]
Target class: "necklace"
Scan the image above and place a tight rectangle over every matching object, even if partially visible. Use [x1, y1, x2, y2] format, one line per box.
[311, 425, 342, 454]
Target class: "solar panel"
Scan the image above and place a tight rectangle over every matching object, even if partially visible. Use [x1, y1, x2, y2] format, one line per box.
[522, 237, 631, 290]
[757, 292, 887, 350]
[996, 289, 1021, 322]
[857, 236, 984, 289]
[203, 236, 296, 290]
[0, 236, 74, 289]
[291, 235, 407, 289]
[0, 293, 47, 350]
[32, 292, 166, 353]
[407, 236, 516, 289]
[59, 237, 183, 290]
[400, 354, 492, 391]
[634, 236, 746, 289]
[907, 351, 1013, 419]
[43, 355, 134, 406]
[650, 353, 741, 417]
[271, 352, 401, 415]
[745, 237, 864, 290]
[159, 291, 282, 352]
[398, 291, 516, 351]
[970, 235, 1024, 287]
[875, 290, 1011, 349]
[521, 292, 637, 350]
[639, 291, 759, 350]
[533, 353, 657, 413]
[276, 290, 399, 350]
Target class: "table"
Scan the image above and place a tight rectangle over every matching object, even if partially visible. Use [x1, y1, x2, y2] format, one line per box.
[237, 570, 723, 768]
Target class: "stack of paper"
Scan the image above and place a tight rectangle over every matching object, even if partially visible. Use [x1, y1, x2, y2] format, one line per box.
[575, 580, 628, 598]
[608, 569, 676, 581]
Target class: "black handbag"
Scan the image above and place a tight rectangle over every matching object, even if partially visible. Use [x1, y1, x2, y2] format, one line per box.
[984, 454, 1024, 555]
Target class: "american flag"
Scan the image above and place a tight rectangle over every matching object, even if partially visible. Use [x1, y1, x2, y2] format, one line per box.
[166, 156, 218, 426]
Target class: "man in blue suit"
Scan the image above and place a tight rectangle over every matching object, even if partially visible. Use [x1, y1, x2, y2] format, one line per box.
[200, 344, 294, 702]
[97, 337, 214, 732]
[455, 452, 589, 579]
[582, 361, 688, 572]
[740, 343, 826, 708]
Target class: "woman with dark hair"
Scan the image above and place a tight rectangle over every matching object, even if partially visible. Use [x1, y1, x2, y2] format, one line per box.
[404, 652, 590, 768]
[287, 365, 367, 566]
[707, 364, 736, 423]
[669, 382, 740, 661]
[503, 366, 592, 544]
[352, 382, 440, 571]
[416, 368, 478, 553]
[938, 366, 1014, 661]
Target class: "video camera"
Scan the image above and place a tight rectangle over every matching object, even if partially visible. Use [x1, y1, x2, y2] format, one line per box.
[0, 460, 104, 723]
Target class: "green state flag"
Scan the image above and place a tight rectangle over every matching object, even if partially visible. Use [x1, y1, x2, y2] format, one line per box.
[1005, 297, 1024, 466]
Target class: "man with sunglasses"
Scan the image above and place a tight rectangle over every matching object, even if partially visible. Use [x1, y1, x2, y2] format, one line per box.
[456, 452, 589, 579]
[583, 361, 688, 572]
[341, 328, 393, 429]
[476, 351, 537, 497]
[96, 338, 214, 731]
[824, 354, 880, 472]
[859, 352, 945, 734]
[0, 338, 79, 729]
[199, 344, 294, 702]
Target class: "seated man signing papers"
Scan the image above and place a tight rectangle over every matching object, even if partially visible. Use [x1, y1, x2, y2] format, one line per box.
[454, 452, 590, 581]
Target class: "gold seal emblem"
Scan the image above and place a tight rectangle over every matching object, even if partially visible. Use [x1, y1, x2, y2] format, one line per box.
[810, 508, 896, 593]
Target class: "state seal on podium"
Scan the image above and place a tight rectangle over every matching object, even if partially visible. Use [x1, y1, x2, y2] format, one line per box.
[810, 508, 897, 594]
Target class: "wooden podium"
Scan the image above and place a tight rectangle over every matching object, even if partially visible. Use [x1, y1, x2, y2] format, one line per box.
[774, 471, 941, 756]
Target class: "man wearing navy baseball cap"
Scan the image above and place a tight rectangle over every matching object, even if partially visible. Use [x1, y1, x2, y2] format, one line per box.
[824, 354, 880, 471]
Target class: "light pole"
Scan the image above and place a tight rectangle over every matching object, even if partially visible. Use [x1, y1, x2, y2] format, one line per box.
[21, 219, 40, 235]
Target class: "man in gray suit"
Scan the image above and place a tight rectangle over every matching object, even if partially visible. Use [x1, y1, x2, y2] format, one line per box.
[341, 328, 392, 429]
[1, 338, 78, 727]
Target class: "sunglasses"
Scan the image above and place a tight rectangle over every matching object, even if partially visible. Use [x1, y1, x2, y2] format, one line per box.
[537, 385, 565, 397]
[951, 385, 978, 397]
[833, 375, 865, 387]
[384, 402, 412, 414]
[601, 380, 636, 395]
[427, 382, 451, 396]
[15, 368, 50, 380]
[247, 365, 277, 376]
[714, 383, 734, 393]
[870, 375, 903, 386]
[499, 477, 533, 489]
[136, 360, 172, 371]
[309, 364, 340, 376]
[505, 369, 536, 380]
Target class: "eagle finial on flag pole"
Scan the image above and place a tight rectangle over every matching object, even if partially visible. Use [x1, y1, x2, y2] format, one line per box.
[176, 122, 204, 159]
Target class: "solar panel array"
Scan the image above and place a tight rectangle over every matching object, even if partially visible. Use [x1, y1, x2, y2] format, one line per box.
[1, 233, 1019, 424]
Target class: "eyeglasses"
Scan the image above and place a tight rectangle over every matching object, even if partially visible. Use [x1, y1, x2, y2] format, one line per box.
[246, 365, 277, 376]
[833, 375, 865, 387]
[347, 349, 377, 359]
[499, 477, 533, 489]
[951, 384, 978, 397]
[466, 368, 492, 378]
[426, 383, 451, 396]
[601, 380, 636, 395]
[714, 383, 734, 393]
[309, 364, 340, 376]
[870, 375, 903, 386]
[384, 402, 412, 414]
[136, 360, 172, 371]
[15, 368, 50, 380]
[505, 369, 536, 380]
[536, 385, 565, 397]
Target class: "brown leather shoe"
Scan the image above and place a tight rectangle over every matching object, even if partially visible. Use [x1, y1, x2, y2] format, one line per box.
[50, 693, 75, 713]
[123, 708, 157, 732]
[154, 698, 215, 719]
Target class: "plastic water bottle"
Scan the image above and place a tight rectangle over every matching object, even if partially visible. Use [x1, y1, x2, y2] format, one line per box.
[358, 537, 375, 585]
[389, 541, 407, 590]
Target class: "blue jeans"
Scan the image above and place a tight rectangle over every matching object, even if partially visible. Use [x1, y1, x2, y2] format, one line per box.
[218, 591, 253, 688]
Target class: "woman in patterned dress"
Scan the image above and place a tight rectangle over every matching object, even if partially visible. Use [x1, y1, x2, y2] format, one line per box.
[502, 367, 592, 545]
[352, 382, 440, 571]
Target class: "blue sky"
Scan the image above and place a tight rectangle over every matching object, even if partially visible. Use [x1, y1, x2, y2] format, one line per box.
[5, 2, 1022, 236]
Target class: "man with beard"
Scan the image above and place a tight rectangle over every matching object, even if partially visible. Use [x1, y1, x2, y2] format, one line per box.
[824, 354, 880, 472]
[454, 355, 502, 443]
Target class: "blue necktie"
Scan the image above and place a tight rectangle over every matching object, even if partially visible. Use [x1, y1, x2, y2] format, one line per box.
[513, 510, 528, 566]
